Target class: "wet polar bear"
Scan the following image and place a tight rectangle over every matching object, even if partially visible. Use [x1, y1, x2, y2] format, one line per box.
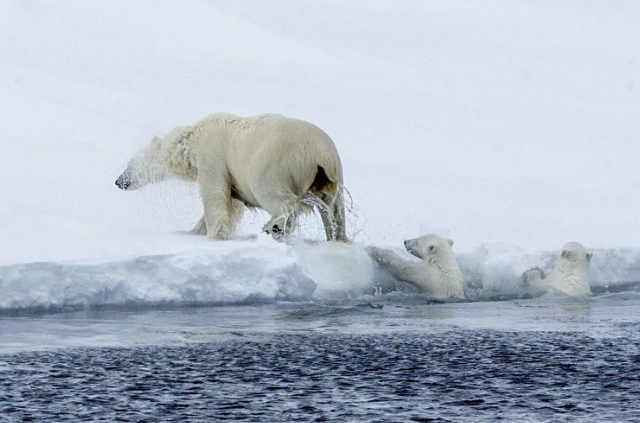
[115, 113, 347, 241]
[366, 234, 465, 299]
[522, 242, 593, 297]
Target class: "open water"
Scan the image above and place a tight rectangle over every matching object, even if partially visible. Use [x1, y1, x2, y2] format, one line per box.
[2, 291, 640, 422]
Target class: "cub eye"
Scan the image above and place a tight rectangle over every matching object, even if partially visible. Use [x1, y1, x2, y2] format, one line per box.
[428, 245, 436, 251]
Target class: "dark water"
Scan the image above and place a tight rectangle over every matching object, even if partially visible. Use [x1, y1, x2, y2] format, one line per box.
[2, 329, 640, 422]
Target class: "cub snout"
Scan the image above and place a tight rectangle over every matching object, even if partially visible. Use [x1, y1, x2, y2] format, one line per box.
[404, 239, 419, 257]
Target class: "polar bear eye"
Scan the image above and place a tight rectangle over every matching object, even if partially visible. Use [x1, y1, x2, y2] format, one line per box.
[428, 245, 436, 252]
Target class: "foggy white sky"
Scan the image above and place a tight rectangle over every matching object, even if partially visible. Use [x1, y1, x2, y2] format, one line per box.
[1, 0, 639, 264]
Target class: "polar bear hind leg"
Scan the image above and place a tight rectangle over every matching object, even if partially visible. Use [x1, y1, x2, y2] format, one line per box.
[331, 191, 347, 242]
[306, 165, 347, 242]
[255, 165, 346, 242]
[260, 191, 325, 241]
[317, 188, 347, 242]
[300, 191, 346, 242]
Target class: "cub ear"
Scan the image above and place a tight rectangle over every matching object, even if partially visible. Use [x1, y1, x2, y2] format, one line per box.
[586, 252, 593, 261]
[561, 250, 569, 258]
[447, 239, 454, 247]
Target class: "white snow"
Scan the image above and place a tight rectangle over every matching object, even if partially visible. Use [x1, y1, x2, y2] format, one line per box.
[0, 239, 375, 310]
[1, 238, 639, 311]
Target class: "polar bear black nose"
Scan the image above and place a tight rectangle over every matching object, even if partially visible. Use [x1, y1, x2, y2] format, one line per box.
[115, 175, 131, 190]
[404, 240, 409, 247]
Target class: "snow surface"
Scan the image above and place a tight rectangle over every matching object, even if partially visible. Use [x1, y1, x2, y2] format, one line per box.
[0, 238, 378, 310]
[1, 1, 640, 309]
[2, 239, 639, 311]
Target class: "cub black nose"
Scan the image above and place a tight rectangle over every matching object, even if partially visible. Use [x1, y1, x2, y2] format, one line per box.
[404, 240, 409, 247]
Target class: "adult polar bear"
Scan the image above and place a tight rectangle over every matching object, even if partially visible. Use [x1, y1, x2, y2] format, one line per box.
[115, 113, 347, 241]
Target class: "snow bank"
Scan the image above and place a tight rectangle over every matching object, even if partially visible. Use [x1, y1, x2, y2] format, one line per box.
[0, 239, 377, 311]
[458, 244, 640, 293]
[2, 238, 640, 312]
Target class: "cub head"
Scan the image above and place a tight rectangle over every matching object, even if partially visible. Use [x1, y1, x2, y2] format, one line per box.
[115, 137, 166, 191]
[404, 234, 455, 260]
[559, 242, 593, 263]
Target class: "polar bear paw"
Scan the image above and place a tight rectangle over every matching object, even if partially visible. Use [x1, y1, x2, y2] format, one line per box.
[522, 267, 545, 286]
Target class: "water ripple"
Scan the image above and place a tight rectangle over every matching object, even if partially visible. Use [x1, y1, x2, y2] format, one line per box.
[1, 331, 639, 422]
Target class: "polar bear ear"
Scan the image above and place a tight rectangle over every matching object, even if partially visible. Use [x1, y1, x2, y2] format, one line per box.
[561, 250, 569, 258]
[447, 239, 454, 247]
[586, 252, 593, 261]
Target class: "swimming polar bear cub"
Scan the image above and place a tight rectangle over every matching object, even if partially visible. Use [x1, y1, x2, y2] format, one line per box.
[522, 242, 593, 297]
[366, 234, 465, 299]
[115, 113, 347, 241]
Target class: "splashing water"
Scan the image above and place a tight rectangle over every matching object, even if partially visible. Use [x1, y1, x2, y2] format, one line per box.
[275, 185, 365, 242]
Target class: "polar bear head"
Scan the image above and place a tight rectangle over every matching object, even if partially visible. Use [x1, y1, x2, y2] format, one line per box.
[115, 137, 167, 191]
[547, 241, 593, 296]
[402, 233, 465, 298]
[554, 242, 593, 276]
[559, 242, 593, 263]
[404, 234, 455, 260]
[522, 242, 593, 297]
[116, 129, 197, 191]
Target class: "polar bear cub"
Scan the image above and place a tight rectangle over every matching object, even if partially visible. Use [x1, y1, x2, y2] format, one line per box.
[366, 234, 465, 300]
[522, 242, 593, 297]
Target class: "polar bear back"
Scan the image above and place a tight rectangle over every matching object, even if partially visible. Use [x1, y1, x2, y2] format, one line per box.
[192, 114, 343, 207]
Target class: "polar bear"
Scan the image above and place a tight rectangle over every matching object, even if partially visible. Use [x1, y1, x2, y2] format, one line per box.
[366, 234, 465, 299]
[115, 113, 347, 241]
[522, 242, 593, 297]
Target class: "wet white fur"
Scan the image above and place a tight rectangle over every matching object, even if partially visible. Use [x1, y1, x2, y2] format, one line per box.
[366, 234, 465, 299]
[522, 242, 593, 297]
[122, 113, 346, 240]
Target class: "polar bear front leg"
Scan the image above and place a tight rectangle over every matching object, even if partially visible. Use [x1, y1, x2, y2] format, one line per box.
[199, 176, 235, 240]
[192, 199, 244, 236]
[190, 215, 208, 235]
[366, 246, 422, 287]
[522, 267, 548, 296]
